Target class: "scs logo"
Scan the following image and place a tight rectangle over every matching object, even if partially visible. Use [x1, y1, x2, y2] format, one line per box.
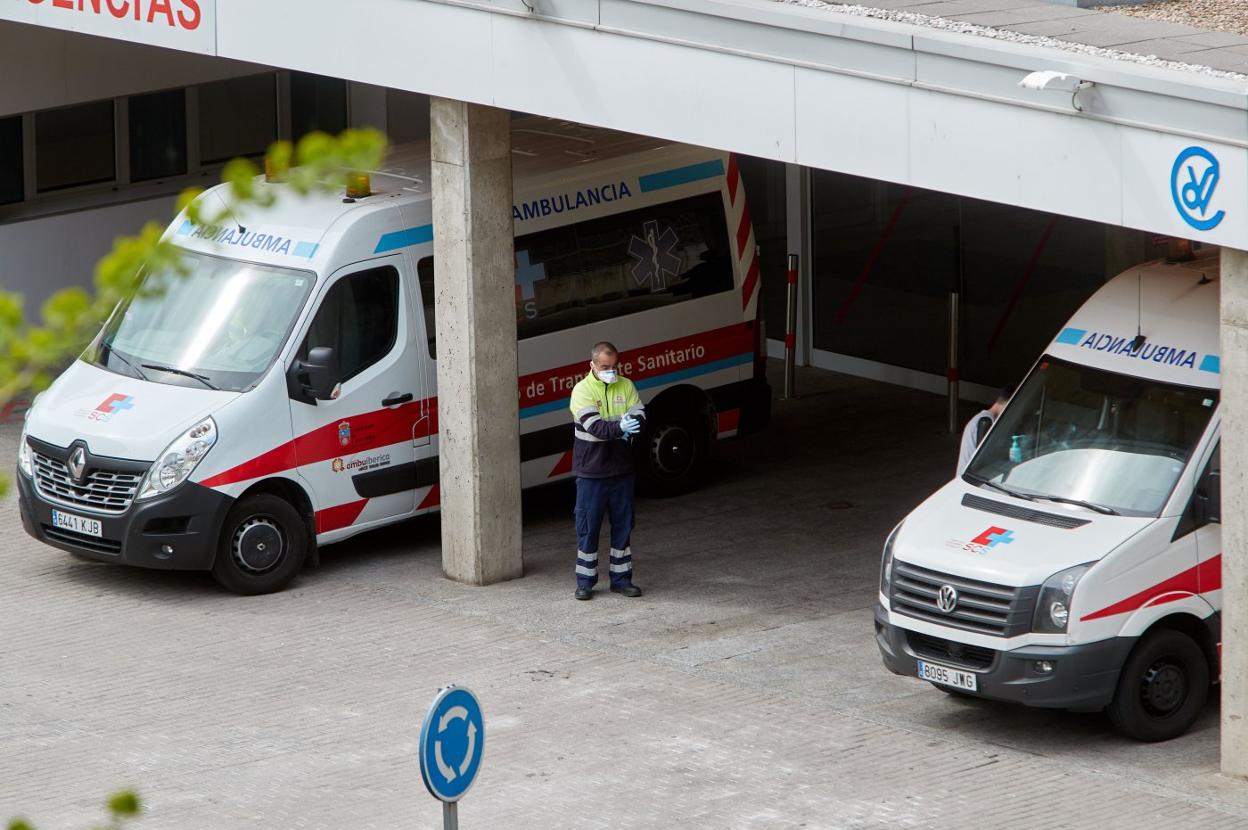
[970, 526, 1015, 549]
[75, 393, 135, 423]
[945, 525, 1016, 555]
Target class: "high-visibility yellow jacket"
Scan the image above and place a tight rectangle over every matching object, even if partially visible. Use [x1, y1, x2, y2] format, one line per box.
[569, 372, 646, 478]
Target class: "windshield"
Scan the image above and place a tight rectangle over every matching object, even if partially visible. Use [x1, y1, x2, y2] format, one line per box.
[88, 249, 314, 392]
[965, 356, 1217, 517]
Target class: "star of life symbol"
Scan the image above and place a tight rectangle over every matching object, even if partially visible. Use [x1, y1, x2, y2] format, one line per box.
[627, 220, 682, 291]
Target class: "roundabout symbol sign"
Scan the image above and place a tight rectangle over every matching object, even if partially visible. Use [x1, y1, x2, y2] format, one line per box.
[419, 685, 485, 805]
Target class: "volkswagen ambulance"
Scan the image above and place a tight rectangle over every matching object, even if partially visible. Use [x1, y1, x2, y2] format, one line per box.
[875, 248, 1222, 741]
[15, 118, 770, 595]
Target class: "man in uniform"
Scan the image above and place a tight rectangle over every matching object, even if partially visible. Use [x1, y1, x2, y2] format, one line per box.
[569, 341, 646, 600]
[957, 385, 1014, 475]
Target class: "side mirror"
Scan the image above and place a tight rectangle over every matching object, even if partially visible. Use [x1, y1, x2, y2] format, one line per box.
[1196, 469, 1221, 525]
[287, 346, 339, 404]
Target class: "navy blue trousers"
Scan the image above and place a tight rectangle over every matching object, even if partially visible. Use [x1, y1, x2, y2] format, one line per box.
[574, 475, 635, 588]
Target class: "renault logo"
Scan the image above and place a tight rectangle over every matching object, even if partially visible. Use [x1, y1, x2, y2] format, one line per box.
[68, 447, 87, 483]
[937, 585, 959, 614]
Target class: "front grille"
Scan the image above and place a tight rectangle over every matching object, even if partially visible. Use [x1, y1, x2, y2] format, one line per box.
[891, 561, 1038, 637]
[41, 524, 123, 555]
[907, 630, 996, 670]
[33, 452, 142, 515]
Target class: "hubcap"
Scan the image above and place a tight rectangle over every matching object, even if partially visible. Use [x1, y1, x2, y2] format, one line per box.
[232, 516, 285, 574]
[650, 423, 694, 478]
[1140, 659, 1188, 717]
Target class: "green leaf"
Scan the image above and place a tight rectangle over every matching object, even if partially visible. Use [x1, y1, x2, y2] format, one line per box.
[106, 791, 140, 817]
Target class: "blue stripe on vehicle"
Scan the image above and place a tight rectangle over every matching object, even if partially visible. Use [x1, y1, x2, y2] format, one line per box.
[375, 224, 434, 254]
[293, 241, 319, 258]
[517, 352, 752, 420]
[638, 159, 725, 193]
[1200, 354, 1221, 374]
[1055, 327, 1086, 345]
[176, 220, 193, 236]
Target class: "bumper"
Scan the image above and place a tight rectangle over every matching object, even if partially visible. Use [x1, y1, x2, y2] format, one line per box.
[17, 470, 233, 571]
[875, 604, 1134, 711]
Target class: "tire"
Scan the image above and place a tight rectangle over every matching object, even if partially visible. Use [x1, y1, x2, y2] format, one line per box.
[1107, 629, 1209, 742]
[211, 493, 308, 595]
[637, 409, 708, 497]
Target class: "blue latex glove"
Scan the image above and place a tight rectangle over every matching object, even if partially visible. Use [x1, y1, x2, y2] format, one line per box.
[620, 415, 641, 436]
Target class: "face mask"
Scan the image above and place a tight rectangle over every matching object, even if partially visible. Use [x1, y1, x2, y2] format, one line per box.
[595, 367, 618, 384]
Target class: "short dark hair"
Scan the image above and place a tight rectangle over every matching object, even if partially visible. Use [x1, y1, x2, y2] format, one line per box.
[997, 384, 1016, 403]
[591, 341, 618, 360]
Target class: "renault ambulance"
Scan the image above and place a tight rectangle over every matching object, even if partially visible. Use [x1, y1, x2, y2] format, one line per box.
[15, 118, 770, 595]
[875, 248, 1222, 741]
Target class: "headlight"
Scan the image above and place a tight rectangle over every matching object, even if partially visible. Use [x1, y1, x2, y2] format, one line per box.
[138, 417, 217, 500]
[17, 424, 32, 477]
[880, 523, 902, 595]
[1032, 563, 1091, 634]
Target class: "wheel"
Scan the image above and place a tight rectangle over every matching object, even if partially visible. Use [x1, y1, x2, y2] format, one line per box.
[637, 409, 708, 497]
[211, 494, 308, 595]
[1107, 629, 1209, 742]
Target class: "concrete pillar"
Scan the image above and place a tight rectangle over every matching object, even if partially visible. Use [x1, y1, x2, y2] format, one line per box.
[429, 97, 523, 586]
[1221, 246, 1248, 776]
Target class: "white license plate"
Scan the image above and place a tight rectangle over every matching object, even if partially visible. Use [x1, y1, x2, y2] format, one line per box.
[918, 660, 978, 692]
[51, 509, 102, 538]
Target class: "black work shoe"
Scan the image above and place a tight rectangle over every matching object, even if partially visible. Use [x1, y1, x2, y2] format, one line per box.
[575, 586, 593, 601]
[610, 583, 643, 598]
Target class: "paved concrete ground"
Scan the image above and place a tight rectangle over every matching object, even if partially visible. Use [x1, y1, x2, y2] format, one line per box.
[4, 366, 1248, 828]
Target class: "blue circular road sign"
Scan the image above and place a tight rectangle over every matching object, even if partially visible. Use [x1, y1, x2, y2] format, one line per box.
[419, 685, 485, 803]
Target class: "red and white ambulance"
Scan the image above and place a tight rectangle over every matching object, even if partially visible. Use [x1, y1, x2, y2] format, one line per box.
[15, 118, 770, 594]
[876, 248, 1223, 741]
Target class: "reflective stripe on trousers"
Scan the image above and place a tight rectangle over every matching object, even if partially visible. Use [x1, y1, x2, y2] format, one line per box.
[573, 475, 635, 588]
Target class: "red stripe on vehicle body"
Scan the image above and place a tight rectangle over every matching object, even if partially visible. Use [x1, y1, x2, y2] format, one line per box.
[726, 154, 740, 205]
[200, 401, 424, 488]
[316, 499, 368, 534]
[736, 203, 752, 259]
[203, 323, 753, 491]
[549, 450, 574, 478]
[717, 409, 740, 434]
[418, 484, 440, 510]
[1080, 555, 1221, 622]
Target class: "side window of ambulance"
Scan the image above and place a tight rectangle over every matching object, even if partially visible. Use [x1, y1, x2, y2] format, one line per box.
[1202, 442, 1221, 520]
[417, 256, 436, 359]
[301, 266, 399, 383]
[514, 190, 734, 340]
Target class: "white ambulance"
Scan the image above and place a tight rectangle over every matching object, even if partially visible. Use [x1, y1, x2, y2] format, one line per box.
[15, 118, 770, 595]
[876, 248, 1222, 741]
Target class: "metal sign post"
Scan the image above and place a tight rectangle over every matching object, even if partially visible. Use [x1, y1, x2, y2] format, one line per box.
[419, 685, 485, 829]
[784, 253, 799, 400]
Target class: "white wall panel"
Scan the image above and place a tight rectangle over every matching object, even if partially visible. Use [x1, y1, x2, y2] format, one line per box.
[490, 15, 797, 159]
[794, 68, 910, 185]
[0, 21, 266, 116]
[907, 89, 1123, 224]
[216, 0, 495, 107]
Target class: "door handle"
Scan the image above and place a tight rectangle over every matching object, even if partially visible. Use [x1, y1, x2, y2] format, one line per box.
[382, 392, 414, 407]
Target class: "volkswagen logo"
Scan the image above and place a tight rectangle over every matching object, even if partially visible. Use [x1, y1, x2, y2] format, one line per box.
[68, 447, 88, 483]
[937, 585, 959, 614]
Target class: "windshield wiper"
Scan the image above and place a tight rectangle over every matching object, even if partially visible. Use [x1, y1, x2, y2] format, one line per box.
[103, 346, 148, 381]
[141, 364, 220, 391]
[975, 477, 1038, 502]
[1031, 494, 1119, 516]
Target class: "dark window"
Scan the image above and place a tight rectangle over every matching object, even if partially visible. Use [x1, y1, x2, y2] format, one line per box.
[129, 89, 187, 183]
[0, 115, 22, 205]
[199, 74, 278, 164]
[415, 191, 735, 347]
[418, 256, 436, 359]
[516, 190, 734, 339]
[301, 266, 399, 383]
[36, 100, 115, 193]
[290, 72, 348, 142]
